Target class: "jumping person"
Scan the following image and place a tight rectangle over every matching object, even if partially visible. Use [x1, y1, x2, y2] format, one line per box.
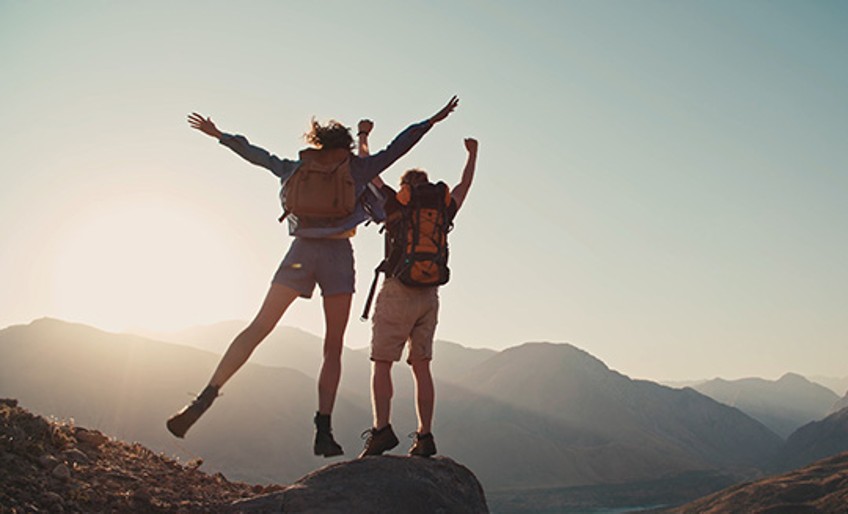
[356, 120, 478, 457]
[166, 97, 459, 458]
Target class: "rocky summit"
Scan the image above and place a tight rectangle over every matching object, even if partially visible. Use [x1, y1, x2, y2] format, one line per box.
[0, 398, 281, 513]
[0, 398, 488, 513]
[230, 455, 489, 513]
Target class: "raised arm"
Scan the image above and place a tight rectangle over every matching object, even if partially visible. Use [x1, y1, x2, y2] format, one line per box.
[357, 119, 373, 157]
[428, 95, 459, 126]
[188, 112, 223, 139]
[358, 119, 386, 188]
[188, 112, 297, 179]
[451, 138, 478, 211]
[354, 96, 460, 183]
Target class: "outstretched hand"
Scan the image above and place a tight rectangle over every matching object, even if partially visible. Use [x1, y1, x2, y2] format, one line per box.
[430, 96, 459, 125]
[188, 112, 223, 139]
[358, 119, 373, 136]
[464, 137, 478, 153]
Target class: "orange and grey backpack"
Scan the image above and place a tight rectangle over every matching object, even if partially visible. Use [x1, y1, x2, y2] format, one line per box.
[279, 148, 356, 226]
[361, 181, 454, 320]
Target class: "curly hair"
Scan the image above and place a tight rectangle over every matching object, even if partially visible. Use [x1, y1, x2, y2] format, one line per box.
[400, 168, 429, 186]
[305, 118, 354, 150]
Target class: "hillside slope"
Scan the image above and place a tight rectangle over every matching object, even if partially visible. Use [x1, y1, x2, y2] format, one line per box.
[446, 342, 783, 489]
[0, 398, 488, 513]
[0, 398, 281, 512]
[0, 318, 368, 484]
[667, 451, 848, 514]
[776, 406, 848, 472]
[1, 319, 801, 497]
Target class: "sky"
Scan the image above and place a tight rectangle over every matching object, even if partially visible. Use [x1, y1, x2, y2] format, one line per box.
[1, 1, 846, 382]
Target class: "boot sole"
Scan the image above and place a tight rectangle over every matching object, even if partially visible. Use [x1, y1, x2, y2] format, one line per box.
[314, 446, 345, 457]
[166, 415, 190, 438]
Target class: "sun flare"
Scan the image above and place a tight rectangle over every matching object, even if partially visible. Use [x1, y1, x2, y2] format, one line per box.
[48, 195, 253, 332]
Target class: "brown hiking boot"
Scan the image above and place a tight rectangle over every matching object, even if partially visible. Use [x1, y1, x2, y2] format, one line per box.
[409, 432, 437, 457]
[314, 413, 344, 457]
[166, 385, 219, 438]
[359, 424, 399, 458]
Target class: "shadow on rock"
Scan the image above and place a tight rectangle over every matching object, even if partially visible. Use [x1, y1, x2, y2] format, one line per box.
[230, 455, 488, 514]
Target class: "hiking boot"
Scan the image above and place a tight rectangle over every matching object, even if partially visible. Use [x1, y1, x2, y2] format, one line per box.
[166, 385, 219, 438]
[409, 432, 437, 457]
[359, 424, 399, 458]
[314, 413, 344, 457]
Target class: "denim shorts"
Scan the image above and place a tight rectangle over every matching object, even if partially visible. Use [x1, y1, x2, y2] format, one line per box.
[370, 278, 439, 363]
[272, 238, 355, 298]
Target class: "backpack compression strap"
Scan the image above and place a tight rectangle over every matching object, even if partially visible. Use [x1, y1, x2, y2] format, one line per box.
[360, 260, 386, 321]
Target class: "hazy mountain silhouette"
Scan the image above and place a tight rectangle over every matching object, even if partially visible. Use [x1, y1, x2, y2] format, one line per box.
[4, 318, 835, 508]
[137, 321, 328, 375]
[137, 322, 496, 395]
[833, 391, 848, 414]
[0, 318, 368, 484]
[0, 318, 500, 487]
[693, 374, 840, 438]
[810, 375, 848, 397]
[775, 406, 848, 472]
[440, 342, 783, 489]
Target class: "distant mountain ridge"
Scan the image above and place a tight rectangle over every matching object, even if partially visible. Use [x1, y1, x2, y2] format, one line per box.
[693, 374, 840, 439]
[138, 320, 497, 391]
[0, 318, 344, 484]
[834, 392, 848, 414]
[810, 375, 848, 397]
[776, 406, 848, 472]
[3, 318, 846, 511]
[445, 342, 782, 489]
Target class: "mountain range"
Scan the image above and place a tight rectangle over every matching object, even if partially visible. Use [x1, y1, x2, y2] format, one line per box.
[692, 374, 841, 438]
[2, 317, 846, 511]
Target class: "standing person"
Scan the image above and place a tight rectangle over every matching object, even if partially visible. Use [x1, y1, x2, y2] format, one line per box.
[356, 121, 478, 457]
[166, 97, 459, 458]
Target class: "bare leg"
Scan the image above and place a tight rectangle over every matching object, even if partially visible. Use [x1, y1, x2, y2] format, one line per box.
[317, 293, 352, 415]
[208, 283, 300, 388]
[411, 360, 434, 434]
[371, 360, 394, 429]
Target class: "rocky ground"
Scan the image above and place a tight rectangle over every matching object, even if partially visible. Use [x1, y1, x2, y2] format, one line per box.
[667, 450, 848, 514]
[0, 398, 284, 513]
[233, 454, 488, 513]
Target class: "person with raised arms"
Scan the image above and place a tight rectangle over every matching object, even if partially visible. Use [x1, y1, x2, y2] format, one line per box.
[166, 97, 459, 458]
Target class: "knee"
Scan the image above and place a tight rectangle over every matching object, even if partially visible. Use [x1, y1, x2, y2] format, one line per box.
[373, 360, 393, 375]
[411, 360, 431, 374]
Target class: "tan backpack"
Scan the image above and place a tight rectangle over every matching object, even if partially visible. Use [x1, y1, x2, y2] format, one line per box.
[279, 148, 356, 225]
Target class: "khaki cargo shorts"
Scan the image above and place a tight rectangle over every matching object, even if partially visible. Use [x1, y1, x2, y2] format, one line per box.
[370, 278, 439, 364]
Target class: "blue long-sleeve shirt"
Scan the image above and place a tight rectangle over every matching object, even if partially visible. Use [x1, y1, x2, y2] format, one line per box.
[218, 120, 432, 238]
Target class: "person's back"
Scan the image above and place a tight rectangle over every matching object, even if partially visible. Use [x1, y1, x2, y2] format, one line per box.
[382, 177, 455, 289]
[166, 98, 459, 458]
[358, 132, 478, 458]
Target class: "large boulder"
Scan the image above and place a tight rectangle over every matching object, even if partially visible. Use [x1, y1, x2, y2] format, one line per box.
[230, 455, 488, 513]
